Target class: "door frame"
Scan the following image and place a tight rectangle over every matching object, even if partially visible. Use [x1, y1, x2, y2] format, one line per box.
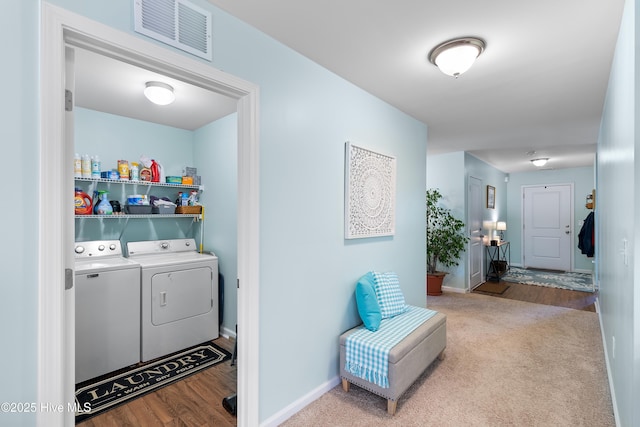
[40, 4, 260, 426]
[520, 183, 574, 271]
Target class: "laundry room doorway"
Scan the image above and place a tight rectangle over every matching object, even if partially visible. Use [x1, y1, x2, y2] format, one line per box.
[40, 4, 259, 426]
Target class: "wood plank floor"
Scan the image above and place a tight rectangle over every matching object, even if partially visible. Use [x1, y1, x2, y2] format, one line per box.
[473, 279, 597, 312]
[77, 336, 237, 427]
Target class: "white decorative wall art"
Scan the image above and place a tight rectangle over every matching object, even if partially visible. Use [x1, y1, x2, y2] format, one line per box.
[345, 142, 396, 239]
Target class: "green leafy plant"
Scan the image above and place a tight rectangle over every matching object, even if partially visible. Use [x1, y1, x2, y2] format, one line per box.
[426, 189, 469, 274]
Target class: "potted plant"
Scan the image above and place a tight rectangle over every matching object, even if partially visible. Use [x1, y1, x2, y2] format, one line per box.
[426, 189, 469, 296]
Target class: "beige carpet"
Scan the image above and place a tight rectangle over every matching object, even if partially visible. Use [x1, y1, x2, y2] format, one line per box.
[282, 292, 614, 426]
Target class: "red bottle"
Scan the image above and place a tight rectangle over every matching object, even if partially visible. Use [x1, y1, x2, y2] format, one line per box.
[151, 160, 160, 182]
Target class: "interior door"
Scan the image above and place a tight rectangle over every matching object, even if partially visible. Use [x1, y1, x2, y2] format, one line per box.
[523, 184, 572, 271]
[468, 176, 483, 289]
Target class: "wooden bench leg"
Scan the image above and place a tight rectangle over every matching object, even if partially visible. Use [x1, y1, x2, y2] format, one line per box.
[438, 349, 446, 361]
[387, 399, 397, 415]
[341, 378, 350, 392]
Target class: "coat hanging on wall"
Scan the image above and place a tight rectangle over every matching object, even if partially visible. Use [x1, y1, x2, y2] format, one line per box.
[578, 211, 595, 257]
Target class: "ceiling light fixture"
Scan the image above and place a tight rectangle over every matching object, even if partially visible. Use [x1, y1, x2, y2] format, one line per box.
[531, 158, 549, 167]
[144, 81, 175, 105]
[429, 37, 485, 78]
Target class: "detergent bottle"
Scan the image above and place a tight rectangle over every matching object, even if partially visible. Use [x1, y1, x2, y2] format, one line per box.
[94, 190, 113, 215]
[74, 188, 93, 215]
[150, 159, 160, 182]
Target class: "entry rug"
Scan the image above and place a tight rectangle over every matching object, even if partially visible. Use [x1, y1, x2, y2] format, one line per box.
[75, 342, 231, 422]
[474, 281, 510, 295]
[501, 267, 594, 293]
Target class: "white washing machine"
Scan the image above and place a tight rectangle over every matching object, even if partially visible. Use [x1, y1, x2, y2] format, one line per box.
[127, 238, 219, 362]
[74, 240, 141, 383]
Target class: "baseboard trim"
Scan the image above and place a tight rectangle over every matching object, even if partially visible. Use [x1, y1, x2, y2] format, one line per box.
[597, 300, 621, 427]
[441, 286, 467, 294]
[260, 376, 341, 427]
[220, 325, 236, 340]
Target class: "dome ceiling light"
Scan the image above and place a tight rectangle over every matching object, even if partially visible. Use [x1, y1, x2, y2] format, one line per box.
[531, 158, 549, 167]
[428, 37, 485, 78]
[144, 81, 175, 105]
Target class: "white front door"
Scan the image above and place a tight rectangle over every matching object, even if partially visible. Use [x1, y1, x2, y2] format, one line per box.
[468, 176, 484, 289]
[523, 184, 573, 271]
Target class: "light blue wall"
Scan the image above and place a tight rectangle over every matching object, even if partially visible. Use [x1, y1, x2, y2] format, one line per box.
[465, 153, 508, 235]
[74, 108, 195, 178]
[596, 0, 639, 425]
[39, 0, 428, 423]
[506, 167, 595, 272]
[427, 152, 465, 289]
[0, 1, 39, 426]
[427, 152, 507, 291]
[194, 113, 238, 335]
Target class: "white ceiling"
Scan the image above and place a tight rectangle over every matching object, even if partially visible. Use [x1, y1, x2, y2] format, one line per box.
[207, 0, 625, 173]
[73, 47, 237, 130]
[74, 1, 625, 174]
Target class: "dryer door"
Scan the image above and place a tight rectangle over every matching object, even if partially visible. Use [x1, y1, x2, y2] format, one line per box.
[151, 266, 214, 325]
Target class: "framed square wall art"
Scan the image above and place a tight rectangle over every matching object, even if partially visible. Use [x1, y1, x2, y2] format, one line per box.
[344, 141, 396, 239]
[487, 185, 495, 209]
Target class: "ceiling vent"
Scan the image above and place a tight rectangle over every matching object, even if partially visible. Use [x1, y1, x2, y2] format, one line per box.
[134, 0, 212, 61]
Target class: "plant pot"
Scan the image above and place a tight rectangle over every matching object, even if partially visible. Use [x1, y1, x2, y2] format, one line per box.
[426, 272, 447, 296]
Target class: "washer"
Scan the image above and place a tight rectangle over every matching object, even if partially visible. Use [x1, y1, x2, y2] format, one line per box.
[127, 238, 219, 362]
[74, 240, 141, 383]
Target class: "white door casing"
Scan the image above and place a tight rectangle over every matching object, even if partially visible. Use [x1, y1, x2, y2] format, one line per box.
[40, 4, 260, 426]
[468, 176, 483, 290]
[64, 45, 77, 419]
[522, 184, 573, 271]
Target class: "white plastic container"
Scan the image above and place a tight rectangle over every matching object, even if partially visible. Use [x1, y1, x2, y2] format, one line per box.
[91, 155, 101, 178]
[81, 154, 91, 178]
[74, 153, 82, 178]
[130, 162, 139, 181]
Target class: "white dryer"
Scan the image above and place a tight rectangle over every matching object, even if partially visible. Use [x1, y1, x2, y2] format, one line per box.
[74, 240, 141, 383]
[127, 238, 219, 362]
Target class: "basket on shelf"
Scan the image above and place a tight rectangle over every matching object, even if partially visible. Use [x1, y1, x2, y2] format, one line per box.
[175, 206, 202, 214]
[491, 260, 508, 273]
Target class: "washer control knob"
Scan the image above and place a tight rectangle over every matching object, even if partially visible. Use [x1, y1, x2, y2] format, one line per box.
[109, 244, 117, 251]
[98, 245, 105, 251]
[161, 242, 169, 249]
[75, 246, 85, 254]
[185, 241, 191, 247]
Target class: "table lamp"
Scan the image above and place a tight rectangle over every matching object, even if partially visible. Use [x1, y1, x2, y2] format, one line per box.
[496, 221, 506, 241]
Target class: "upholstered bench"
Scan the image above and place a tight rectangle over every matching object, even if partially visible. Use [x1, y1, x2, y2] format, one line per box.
[339, 271, 447, 415]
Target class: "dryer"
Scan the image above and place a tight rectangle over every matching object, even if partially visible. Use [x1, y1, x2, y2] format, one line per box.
[127, 238, 219, 362]
[74, 240, 141, 383]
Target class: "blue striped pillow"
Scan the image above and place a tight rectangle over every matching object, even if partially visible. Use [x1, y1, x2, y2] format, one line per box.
[371, 271, 408, 319]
